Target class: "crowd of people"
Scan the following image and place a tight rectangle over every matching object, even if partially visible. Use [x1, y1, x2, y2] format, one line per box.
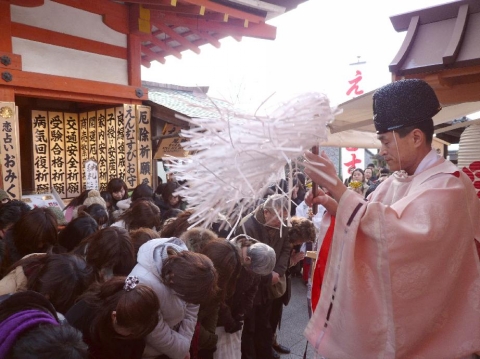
[0, 175, 316, 359]
[0, 79, 479, 359]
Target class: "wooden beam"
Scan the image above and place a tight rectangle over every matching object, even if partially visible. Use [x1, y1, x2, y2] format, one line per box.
[11, 23, 127, 59]
[150, 31, 183, 59]
[181, 0, 264, 23]
[443, 4, 469, 65]
[52, 0, 129, 34]
[389, 16, 419, 73]
[186, 29, 221, 48]
[141, 44, 166, 64]
[127, 34, 142, 87]
[152, 13, 275, 39]
[144, 4, 199, 15]
[152, 21, 201, 54]
[0, 52, 22, 71]
[8, 0, 43, 6]
[0, 87, 15, 102]
[0, 1, 12, 52]
[0, 69, 147, 103]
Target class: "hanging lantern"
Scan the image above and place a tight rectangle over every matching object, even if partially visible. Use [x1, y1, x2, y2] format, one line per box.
[458, 124, 480, 198]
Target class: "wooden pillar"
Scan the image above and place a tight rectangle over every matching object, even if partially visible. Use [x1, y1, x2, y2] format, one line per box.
[127, 34, 142, 87]
[0, 1, 12, 53]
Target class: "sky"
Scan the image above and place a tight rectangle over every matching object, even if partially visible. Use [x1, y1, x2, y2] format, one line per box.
[141, 0, 451, 112]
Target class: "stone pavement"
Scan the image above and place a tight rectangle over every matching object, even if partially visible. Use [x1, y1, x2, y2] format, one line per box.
[276, 276, 316, 359]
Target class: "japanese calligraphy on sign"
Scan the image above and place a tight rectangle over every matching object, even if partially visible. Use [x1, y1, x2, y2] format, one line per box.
[85, 159, 99, 191]
[64, 113, 81, 197]
[96, 110, 108, 191]
[123, 105, 137, 189]
[136, 106, 152, 186]
[48, 112, 66, 196]
[106, 108, 117, 182]
[32, 110, 51, 194]
[116, 107, 126, 182]
[79, 112, 89, 191]
[0, 103, 21, 199]
[341, 147, 364, 181]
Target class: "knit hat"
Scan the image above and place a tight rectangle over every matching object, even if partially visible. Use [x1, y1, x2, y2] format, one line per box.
[373, 79, 442, 134]
[0, 189, 10, 202]
[83, 190, 107, 209]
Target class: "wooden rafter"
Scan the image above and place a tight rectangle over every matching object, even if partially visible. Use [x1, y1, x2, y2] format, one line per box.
[149, 31, 183, 59]
[152, 12, 274, 39]
[187, 28, 221, 48]
[143, 4, 200, 15]
[141, 44, 167, 64]
[152, 21, 201, 54]
[181, 0, 264, 23]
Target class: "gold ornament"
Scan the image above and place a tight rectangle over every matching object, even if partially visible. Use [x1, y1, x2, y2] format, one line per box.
[0, 107, 13, 119]
[348, 180, 363, 189]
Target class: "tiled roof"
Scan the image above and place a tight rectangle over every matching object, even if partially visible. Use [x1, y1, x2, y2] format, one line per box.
[144, 82, 233, 119]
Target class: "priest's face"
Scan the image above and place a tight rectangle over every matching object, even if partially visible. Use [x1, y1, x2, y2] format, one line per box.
[377, 130, 417, 174]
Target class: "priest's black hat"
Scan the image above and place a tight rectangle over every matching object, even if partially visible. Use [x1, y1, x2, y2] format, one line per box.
[373, 79, 442, 134]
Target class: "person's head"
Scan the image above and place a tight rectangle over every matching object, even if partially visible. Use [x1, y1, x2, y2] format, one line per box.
[179, 227, 218, 253]
[82, 276, 159, 341]
[351, 168, 365, 183]
[58, 216, 99, 252]
[366, 163, 376, 170]
[364, 168, 373, 181]
[82, 190, 107, 209]
[129, 228, 159, 256]
[8, 324, 88, 359]
[229, 235, 276, 276]
[107, 178, 128, 202]
[288, 217, 316, 246]
[131, 183, 154, 203]
[12, 207, 58, 257]
[161, 182, 181, 207]
[17, 254, 94, 313]
[78, 227, 136, 281]
[79, 204, 109, 228]
[161, 251, 218, 305]
[0, 200, 31, 238]
[100, 191, 114, 210]
[373, 79, 440, 175]
[263, 194, 289, 229]
[200, 239, 242, 301]
[119, 199, 161, 231]
[160, 210, 194, 238]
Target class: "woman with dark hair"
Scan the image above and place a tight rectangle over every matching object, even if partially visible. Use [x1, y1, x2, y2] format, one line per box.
[112, 199, 161, 231]
[0, 291, 88, 359]
[154, 182, 185, 216]
[66, 276, 160, 359]
[73, 227, 136, 281]
[129, 228, 160, 257]
[63, 189, 91, 223]
[348, 168, 369, 196]
[129, 236, 218, 359]
[191, 239, 242, 359]
[58, 216, 99, 252]
[0, 253, 94, 313]
[106, 178, 129, 222]
[160, 209, 194, 238]
[1, 207, 58, 275]
[79, 203, 109, 229]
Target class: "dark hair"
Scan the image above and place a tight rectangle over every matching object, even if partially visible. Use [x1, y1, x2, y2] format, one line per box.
[288, 216, 316, 244]
[0, 200, 31, 231]
[80, 277, 159, 347]
[380, 167, 390, 176]
[100, 191, 113, 207]
[162, 251, 218, 305]
[161, 182, 180, 204]
[64, 190, 91, 210]
[58, 216, 99, 252]
[160, 210, 194, 238]
[16, 254, 95, 313]
[161, 208, 183, 223]
[75, 227, 136, 280]
[396, 118, 434, 144]
[9, 323, 88, 359]
[200, 239, 241, 302]
[80, 204, 109, 228]
[11, 207, 58, 257]
[119, 200, 161, 231]
[129, 228, 159, 256]
[106, 178, 129, 201]
[131, 183, 154, 203]
[351, 168, 365, 182]
[180, 227, 218, 253]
